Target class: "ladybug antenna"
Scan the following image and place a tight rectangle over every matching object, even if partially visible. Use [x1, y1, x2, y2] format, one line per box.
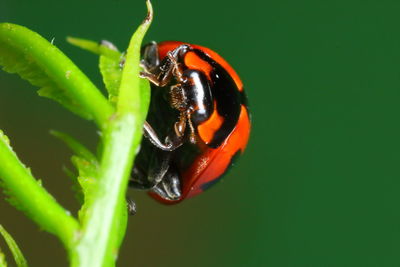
[187, 113, 197, 144]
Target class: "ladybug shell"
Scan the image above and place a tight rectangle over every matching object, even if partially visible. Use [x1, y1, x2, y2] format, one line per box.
[148, 41, 251, 203]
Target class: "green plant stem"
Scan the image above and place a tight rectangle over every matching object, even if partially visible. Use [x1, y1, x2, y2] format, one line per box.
[71, 1, 153, 266]
[0, 132, 79, 250]
[72, 115, 139, 267]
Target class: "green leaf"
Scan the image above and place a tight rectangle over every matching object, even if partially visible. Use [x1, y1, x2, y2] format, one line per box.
[0, 246, 7, 267]
[67, 37, 123, 105]
[72, 156, 98, 222]
[50, 130, 97, 164]
[62, 166, 84, 204]
[0, 23, 114, 129]
[99, 51, 122, 105]
[66, 37, 101, 55]
[0, 225, 27, 267]
[50, 130, 100, 222]
[66, 37, 121, 60]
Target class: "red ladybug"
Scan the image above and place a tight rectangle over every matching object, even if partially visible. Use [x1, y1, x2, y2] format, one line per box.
[130, 41, 251, 204]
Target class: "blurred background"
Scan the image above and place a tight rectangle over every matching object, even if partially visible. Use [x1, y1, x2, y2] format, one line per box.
[1, 0, 400, 266]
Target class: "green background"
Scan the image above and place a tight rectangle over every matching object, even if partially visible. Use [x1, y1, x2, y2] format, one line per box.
[1, 0, 400, 266]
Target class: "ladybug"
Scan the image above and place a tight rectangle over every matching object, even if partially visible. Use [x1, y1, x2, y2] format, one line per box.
[130, 41, 251, 204]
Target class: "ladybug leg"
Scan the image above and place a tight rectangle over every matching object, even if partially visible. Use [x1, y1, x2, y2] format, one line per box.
[139, 72, 165, 86]
[140, 61, 175, 87]
[166, 51, 186, 83]
[151, 168, 182, 201]
[140, 43, 174, 87]
[130, 150, 181, 201]
[129, 151, 171, 189]
[186, 111, 197, 144]
[140, 42, 169, 86]
[143, 83, 187, 151]
[142, 108, 186, 152]
[140, 44, 190, 87]
[174, 113, 187, 138]
[131, 163, 182, 202]
[126, 197, 137, 215]
[143, 121, 183, 151]
[147, 150, 172, 186]
[129, 167, 151, 189]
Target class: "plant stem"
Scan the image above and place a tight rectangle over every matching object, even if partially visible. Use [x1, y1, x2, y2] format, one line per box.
[0, 131, 79, 250]
[71, 1, 153, 266]
[73, 115, 139, 267]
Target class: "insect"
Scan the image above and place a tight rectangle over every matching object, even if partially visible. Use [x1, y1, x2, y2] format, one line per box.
[130, 41, 251, 204]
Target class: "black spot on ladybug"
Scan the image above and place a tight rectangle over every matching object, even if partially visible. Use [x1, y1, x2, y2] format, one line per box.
[193, 49, 241, 148]
[240, 90, 249, 108]
[240, 91, 251, 121]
